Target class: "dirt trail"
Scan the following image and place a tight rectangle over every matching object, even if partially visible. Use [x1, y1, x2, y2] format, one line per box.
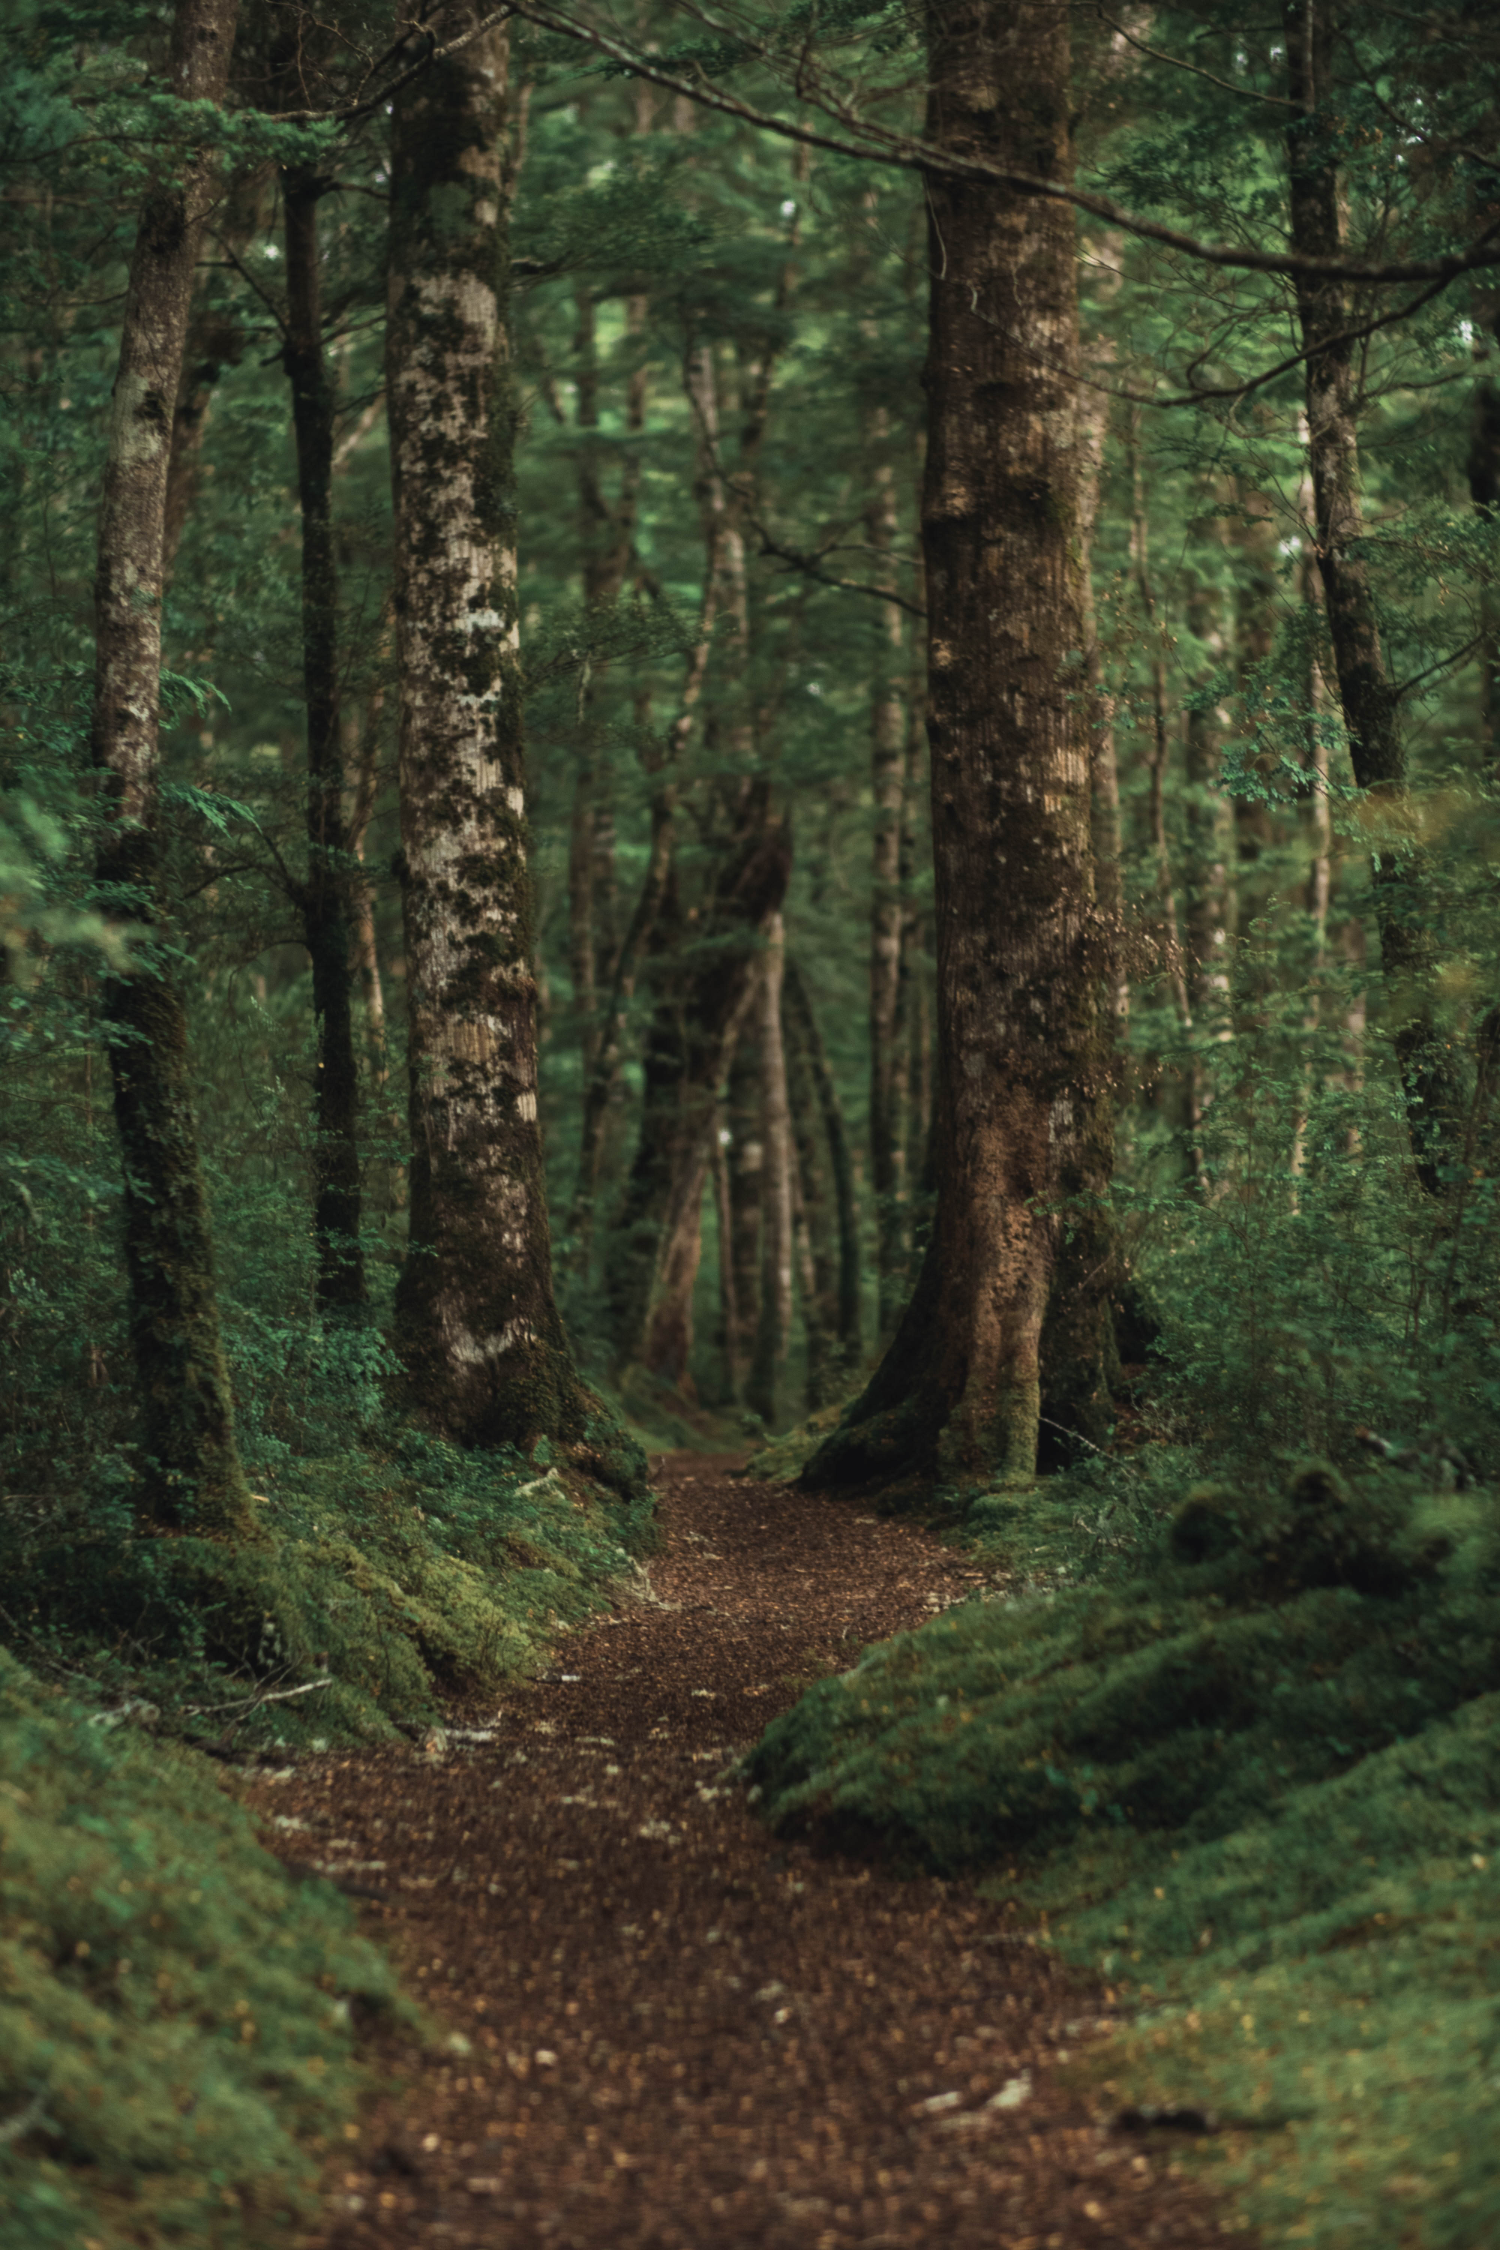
[258, 1455, 1239, 2250]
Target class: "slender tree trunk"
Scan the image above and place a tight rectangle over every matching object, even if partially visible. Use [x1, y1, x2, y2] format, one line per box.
[723, 1023, 762, 1400]
[867, 432, 909, 1340]
[387, 8, 635, 1485]
[1183, 507, 1234, 1160]
[746, 914, 794, 1427]
[90, 0, 252, 1537]
[710, 1100, 741, 1401]
[808, 0, 1113, 1492]
[785, 954, 861, 1377]
[1130, 417, 1191, 1034]
[1284, 0, 1461, 1191]
[1290, 533, 1335, 1193]
[786, 1002, 836, 1413]
[608, 802, 791, 1379]
[283, 164, 365, 1310]
[1468, 323, 1500, 769]
[567, 341, 723, 1264]
[605, 317, 796, 1381]
[567, 281, 645, 1081]
[1076, 376, 1127, 1028]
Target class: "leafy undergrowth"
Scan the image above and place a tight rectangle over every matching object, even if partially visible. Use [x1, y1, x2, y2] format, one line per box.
[0, 1646, 403, 2249]
[745, 1460, 1500, 2247]
[4, 1422, 656, 1755]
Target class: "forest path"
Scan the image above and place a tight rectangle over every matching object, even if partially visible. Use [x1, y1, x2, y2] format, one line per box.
[264, 1454, 1238, 2250]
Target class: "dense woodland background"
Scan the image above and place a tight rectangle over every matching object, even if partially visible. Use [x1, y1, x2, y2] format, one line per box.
[6, 1, 1500, 2244]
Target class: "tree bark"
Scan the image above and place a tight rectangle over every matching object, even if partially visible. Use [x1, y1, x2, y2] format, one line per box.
[1076, 373, 1127, 1029]
[785, 953, 861, 1387]
[1284, 0, 1461, 1191]
[746, 914, 794, 1427]
[606, 797, 791, 1381]
[282, 162, 365, 1311]
[806, 0, 1113, 1493]
[1467, 307, 1500, 770]
[723, 1021, 762, 1400]
[90, 0, 253, 1538]
[567, 340, 724, 1266]
[866, 432, 909, 1341]
[387, 7, 634, 1483]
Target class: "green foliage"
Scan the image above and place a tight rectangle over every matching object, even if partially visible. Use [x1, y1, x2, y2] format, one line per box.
[0, 1647, 398, 2248]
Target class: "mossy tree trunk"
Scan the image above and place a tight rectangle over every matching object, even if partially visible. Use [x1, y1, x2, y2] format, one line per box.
[805, 0, 1115, 1494]
[1284, 0, 1462, 1192]
[387, 8, 624, 1475]
[90, 0, 254, 1539]
[282, 162, 366, 1312]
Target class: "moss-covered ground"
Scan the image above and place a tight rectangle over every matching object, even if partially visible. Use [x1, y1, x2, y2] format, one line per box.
[4, 1421, 656, 1756]
[0, 1414, 661, 2240]
[0, 1647, 403, 2249]
[745, 1457, 1500, 2249]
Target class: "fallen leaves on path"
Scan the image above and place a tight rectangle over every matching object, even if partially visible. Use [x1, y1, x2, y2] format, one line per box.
[251, 1455, 1246, 2250]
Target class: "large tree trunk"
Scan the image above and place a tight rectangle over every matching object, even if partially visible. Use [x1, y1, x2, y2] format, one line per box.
[90, 0, 253, 1538]
[282, 162, 366, 1311]
[387, 7, 634, 1485]
[1284, 0, 1461, 1191]
[806, 0, 1113, 1493]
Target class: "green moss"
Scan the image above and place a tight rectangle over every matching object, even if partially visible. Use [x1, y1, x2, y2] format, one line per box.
[1033, 1699, 1500, 2249]
[0, 1648, 397, 2248]
[3, 1427, 652, 1750]
[745, 1461, 1500, 2245]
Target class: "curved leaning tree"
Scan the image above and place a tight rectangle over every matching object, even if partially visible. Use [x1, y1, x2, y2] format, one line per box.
[807, 0, 1118, 1495]
[386, 0, 645, 1499]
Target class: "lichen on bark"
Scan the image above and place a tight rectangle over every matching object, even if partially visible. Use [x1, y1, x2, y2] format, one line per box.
[386, 6, 643, 1503]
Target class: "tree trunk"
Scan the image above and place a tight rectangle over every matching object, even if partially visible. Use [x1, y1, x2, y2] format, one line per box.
[90, 0, 252, 1538]
[785, 954, 861, 1399]
[283, 163, 365, 1311]
[1182, 507, 1235, 1162]
[723, 1023, 762, 1400]
[867, 431, 909, 1341]
[746, 914, 794, 1428]
[1467, 307, 1500, 769]
[805, 0, 1113, 1493]
[1284, 0, 1461, 1192]
[1076, 375, 1127, 1028]
[607, 798, 791, 1380]
[567, 341, 724, 1266]
[387, 8, 634, 1484]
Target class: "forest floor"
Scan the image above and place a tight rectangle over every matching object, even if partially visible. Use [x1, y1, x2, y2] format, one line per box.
[252, 1453, 1246, 2250]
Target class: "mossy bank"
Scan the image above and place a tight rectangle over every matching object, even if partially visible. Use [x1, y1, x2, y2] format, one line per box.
[746, 1459, 1500, 2248]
